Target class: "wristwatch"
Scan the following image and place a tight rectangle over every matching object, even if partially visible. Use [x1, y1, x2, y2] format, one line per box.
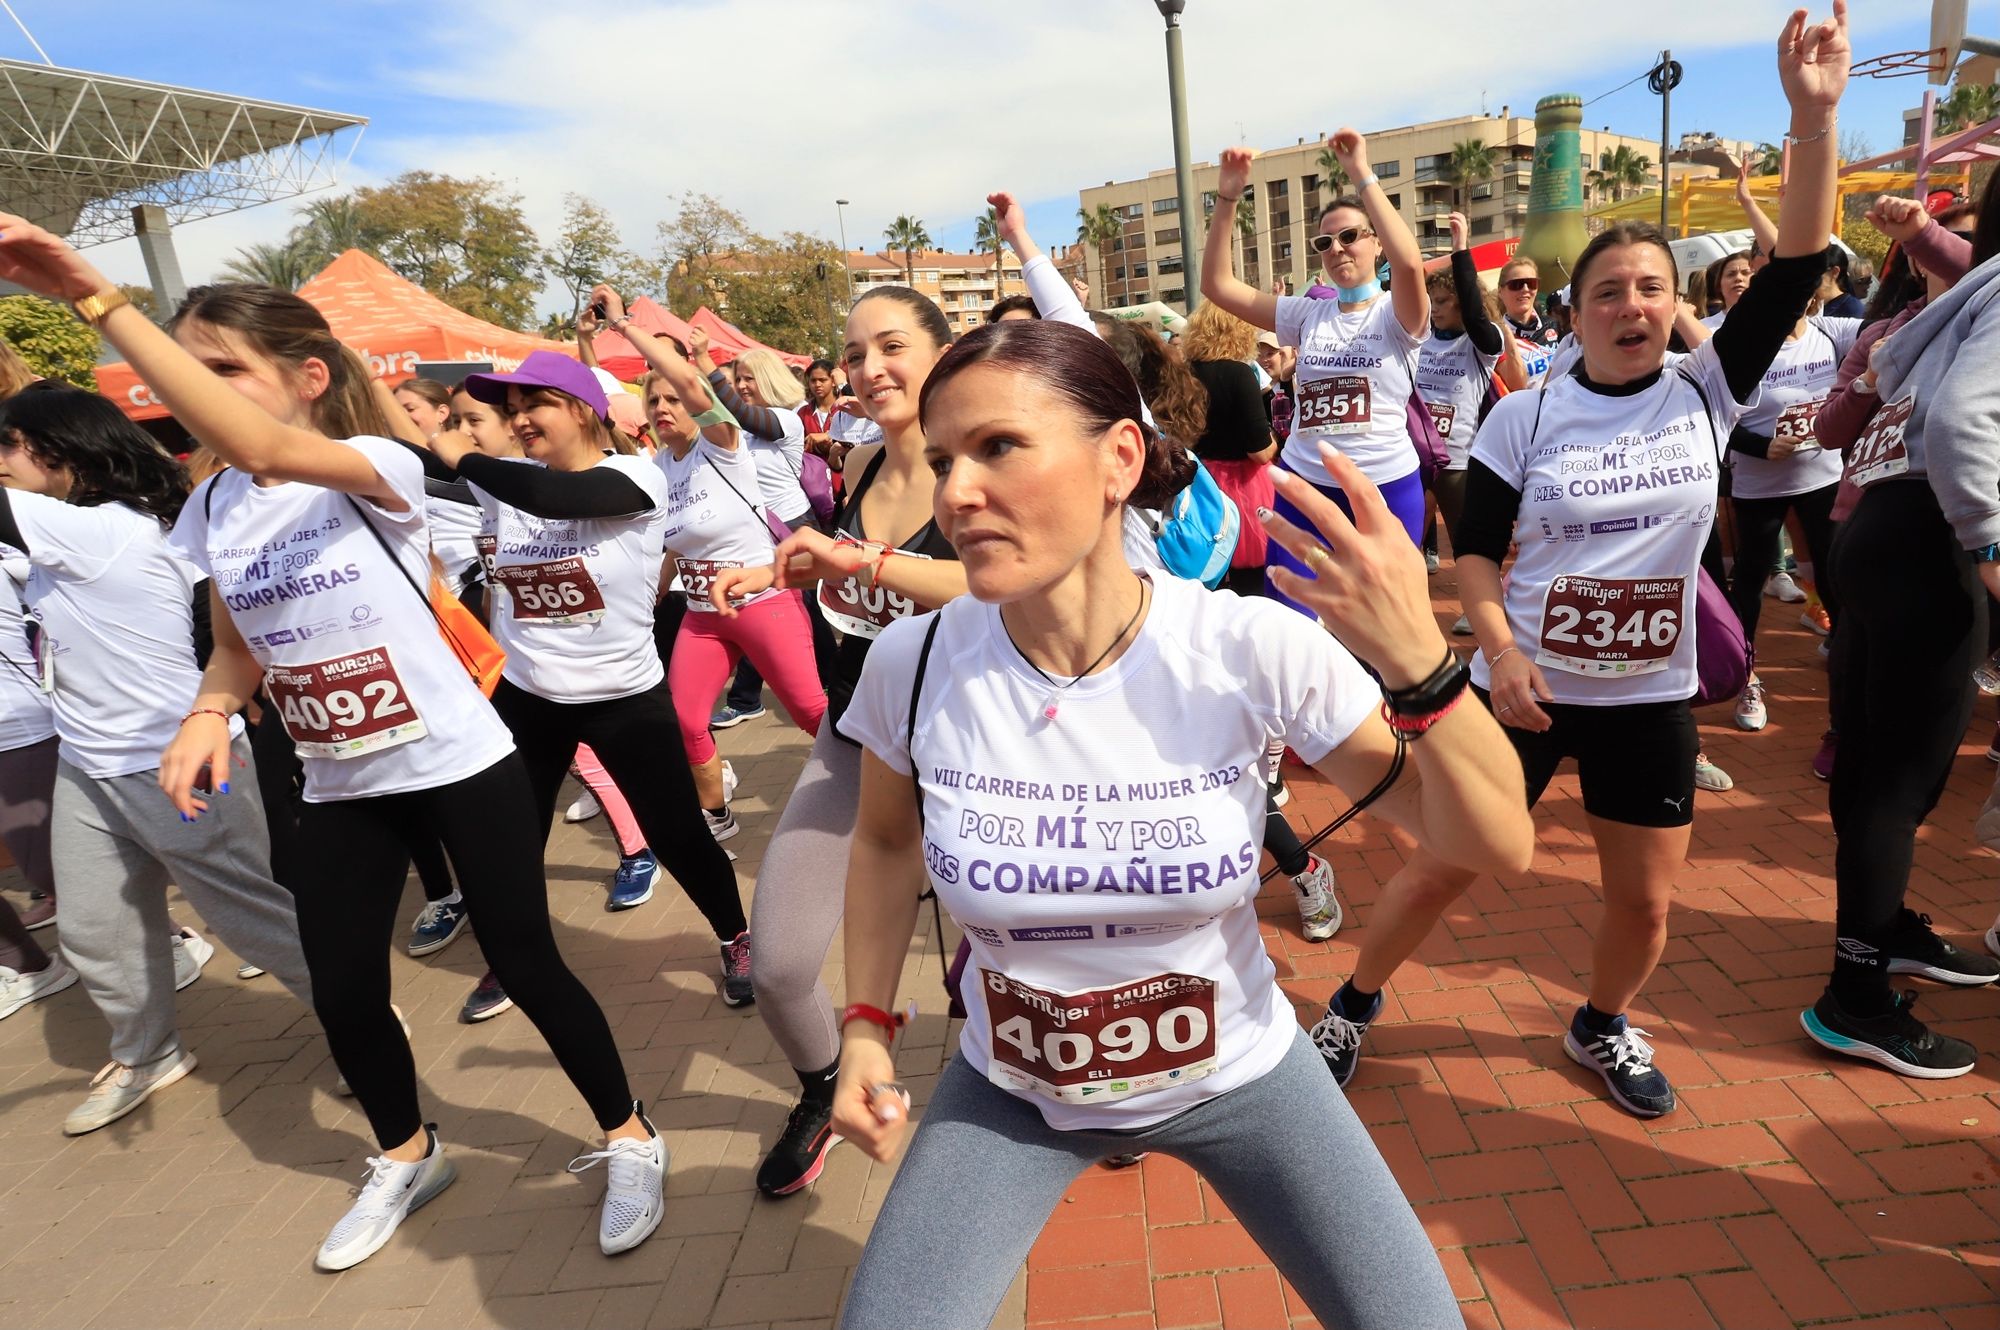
[73, 288, 130, 326]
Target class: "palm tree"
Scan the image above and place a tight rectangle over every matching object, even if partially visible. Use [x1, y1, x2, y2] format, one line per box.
[1446, 138, 1499, 212]
[1075, 203, 1120, 306]
[289, 196, 370, 271]
[1935, 81, 2000, 133]
[1589, 146, 1653, 203]
[1315, 146, 1349, 206]
[883, 215, 932, 285]
[221, 240, 315, 291]
[1235, 192, 1259, 286]
[1751, 141, 1785, 176]
[974, 207, 1006, 314]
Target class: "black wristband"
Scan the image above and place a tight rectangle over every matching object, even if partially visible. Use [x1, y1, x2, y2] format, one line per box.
[1382, 647, 1470, 717]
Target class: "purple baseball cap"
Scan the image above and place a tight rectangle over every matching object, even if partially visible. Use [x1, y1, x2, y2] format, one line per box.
[463, 350, 610, 421]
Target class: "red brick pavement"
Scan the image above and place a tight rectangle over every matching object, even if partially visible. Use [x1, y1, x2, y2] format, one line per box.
[1022, 577, 2000, 1330]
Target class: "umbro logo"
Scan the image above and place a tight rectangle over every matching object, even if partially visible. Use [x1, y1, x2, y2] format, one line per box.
[1836, 937, 1880, 961]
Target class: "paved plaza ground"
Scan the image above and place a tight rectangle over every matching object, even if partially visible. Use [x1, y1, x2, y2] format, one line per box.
[2, 571, 1997, 1329]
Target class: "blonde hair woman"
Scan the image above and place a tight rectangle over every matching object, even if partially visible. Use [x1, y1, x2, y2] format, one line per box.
[1178, 298, 1279, 599]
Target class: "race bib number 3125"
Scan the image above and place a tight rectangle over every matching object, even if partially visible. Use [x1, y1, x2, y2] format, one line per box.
[981, 969, 1219, 1104]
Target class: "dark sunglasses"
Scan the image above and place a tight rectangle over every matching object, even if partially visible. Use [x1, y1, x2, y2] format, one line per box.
[1309, 226, 1376, 254]
[1502, 277, 1539, 293]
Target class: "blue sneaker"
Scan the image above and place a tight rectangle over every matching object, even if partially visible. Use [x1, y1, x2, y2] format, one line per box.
[1310, 984, 1383, 1088]
[459, 971, 512, 1023]
[609, 850, 658, 911]
[1564, 1007, 1677, 1117]
[709, 704, 766, 730]
[407, 898, 469, 957]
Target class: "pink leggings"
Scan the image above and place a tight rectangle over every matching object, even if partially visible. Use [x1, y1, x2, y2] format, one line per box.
[671, 591, 827, 766]
[572, 745, 645, 857]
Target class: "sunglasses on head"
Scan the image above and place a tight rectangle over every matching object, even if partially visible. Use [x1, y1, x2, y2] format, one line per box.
[1309, 226, 1376, 254]
[1502, 277, 1539, 293]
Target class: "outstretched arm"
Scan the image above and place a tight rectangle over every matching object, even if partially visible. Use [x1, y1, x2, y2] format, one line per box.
[1329, 128, 1430, 338]
[1198, 147, 1280, 331]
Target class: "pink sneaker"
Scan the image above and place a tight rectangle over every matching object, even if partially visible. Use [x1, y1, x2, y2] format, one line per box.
[1812, 731, 1836, 782]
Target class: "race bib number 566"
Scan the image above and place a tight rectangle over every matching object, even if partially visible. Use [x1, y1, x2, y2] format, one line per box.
[982, 969, 1219, 1104]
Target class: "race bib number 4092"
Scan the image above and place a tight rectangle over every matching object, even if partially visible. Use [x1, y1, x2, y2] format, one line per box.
[1536, 575, 1684, 677]
[265, 647, 427, 759]
[981, 969, 1219, 1104]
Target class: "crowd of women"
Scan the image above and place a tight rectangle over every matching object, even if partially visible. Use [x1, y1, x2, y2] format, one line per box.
[0, 2, 1994, 1321]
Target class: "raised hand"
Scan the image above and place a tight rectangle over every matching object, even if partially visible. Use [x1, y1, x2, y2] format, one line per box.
[1865, 194, 1929, 244]
[1328, 128, 1371, 179]
[1218, 147, 1255, 200]
[0, 213, 113, 303]
[589, 282, 627, 324]
[987, 191, 1029, 247]
[1778, 0, 1850, 111]
[1448, 211, 1469, 249]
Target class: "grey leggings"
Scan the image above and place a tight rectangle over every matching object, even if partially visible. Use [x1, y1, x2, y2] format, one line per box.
[841, 1030, 1463, 1330]
[750, 724, 862, 1073]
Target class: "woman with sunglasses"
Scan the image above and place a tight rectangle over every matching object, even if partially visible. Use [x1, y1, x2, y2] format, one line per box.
[1497, 257, 1561, 388]
[1200, 129, 1431, 616]
[1308, 2, 1850, 1118]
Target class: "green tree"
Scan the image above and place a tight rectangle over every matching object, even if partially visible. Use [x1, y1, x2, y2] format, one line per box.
[221, 240, 317, 291]
[883, 215, 932, 285]
[288, 195, 372, 272]
[724, 231, 849, 357]
[1075, 203, 1119, 306]
[1234, 192, 1259, 287]
[1751, 141, 1785, 175]
[0, 296, 98, 389]
[1935, 81, 2000, 133]
[347, 171, 544, 329]
[657, 191, 750, 316]
[543, 192, 656, 322]
[1587, 145, 1652, 203]
[1446, 138, 1499, 212]
[974, 208, 1006, 313]
[1315, 146, 1349, 208]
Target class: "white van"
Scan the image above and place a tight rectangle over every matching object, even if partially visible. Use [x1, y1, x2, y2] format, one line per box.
[1668, 229, 1856, 292]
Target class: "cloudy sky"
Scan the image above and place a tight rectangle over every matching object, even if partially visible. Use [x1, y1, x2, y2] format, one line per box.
[11, 0, 1949, 317]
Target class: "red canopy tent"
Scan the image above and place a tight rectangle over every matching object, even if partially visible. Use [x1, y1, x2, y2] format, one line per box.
[589, 297, 696, 382]
[1420, 237, 1521, 281]
[100, 249, 575, 421]
[687, 306, 812, 369]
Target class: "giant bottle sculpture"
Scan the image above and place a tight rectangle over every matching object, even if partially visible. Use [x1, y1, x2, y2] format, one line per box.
[1517, 93, 1590, 291]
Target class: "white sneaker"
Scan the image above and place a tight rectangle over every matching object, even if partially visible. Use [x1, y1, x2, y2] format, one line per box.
[171, 928, 214, 992]
[722, 759, 739, 805]
[705, 806, 739, 843]
[0, 956, 78, 1020]
[63, 1050, 198, 1135]
[1765, 571, 1807, 603]
[1291, 855, 1342, 941]
[565, 789, 603, 823]
[1734, 679, 1768, 733]
[236, 963, 265, 979]
[315, 1132, 457, 1271]
[336, 1006, 411, 1097]
[568, 1122, 667, 1255]
[1451, 613, 1473, 636]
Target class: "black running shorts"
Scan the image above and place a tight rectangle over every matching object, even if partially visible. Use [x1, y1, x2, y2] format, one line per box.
[1475, 688, 1699, 829]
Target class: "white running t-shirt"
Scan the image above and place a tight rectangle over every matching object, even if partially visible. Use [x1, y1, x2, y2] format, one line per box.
[1469, 339, 1742, 707]
[6, 493, 216, 778]
[172, 436, 513, 801]
[472, 453, 670, 702]
[746, 408, 811, 524]
[426, 494, 485, 596]
[1274, 294, 1424, 487]
[1729, 318, 1860, 501]
[0, 559, 53, 753]
[656, 438, 781, 614]
[840, 573, 1379, 1130]
[1416, 331, 1501, 471]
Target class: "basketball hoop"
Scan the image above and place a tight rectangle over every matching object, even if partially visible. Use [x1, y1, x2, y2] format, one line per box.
[1852, 47, 1948, 80]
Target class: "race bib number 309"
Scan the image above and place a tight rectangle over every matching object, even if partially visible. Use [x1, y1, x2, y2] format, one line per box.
[982, 968, 1219, 1104]
[1536, 575, 1684, 677]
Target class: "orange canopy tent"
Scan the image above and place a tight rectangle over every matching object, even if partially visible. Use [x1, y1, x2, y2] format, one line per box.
[100, 249, 575, 421]
[590, 296, 697, 382]
[687, 306, 813, 370]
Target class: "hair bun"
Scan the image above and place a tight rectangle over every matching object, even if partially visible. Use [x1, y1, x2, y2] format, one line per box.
[1129, 425, 1197, 510]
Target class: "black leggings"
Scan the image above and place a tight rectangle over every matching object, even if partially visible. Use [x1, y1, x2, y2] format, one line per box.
[290, 753, 633, 1148]
[1827, 480, 1984, 1008]
[1265, 798, 1310, 877]
[1727, 483, 1838, 641]
[491, 677, 747, 940]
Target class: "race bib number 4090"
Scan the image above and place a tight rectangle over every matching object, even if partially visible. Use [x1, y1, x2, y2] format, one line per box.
[1536, 575, 1684, 677]
[1294, 375, 1372, 435]
[265, 647, 427, 759]
[981, 969, 1219, 1104]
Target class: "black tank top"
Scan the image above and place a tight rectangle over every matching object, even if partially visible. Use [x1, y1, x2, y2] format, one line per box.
[825, 447, 958, 739]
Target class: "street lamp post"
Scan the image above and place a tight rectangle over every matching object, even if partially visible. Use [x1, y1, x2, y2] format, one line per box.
[1156, 0, 1201, 313]
[835, 199, 854, 305]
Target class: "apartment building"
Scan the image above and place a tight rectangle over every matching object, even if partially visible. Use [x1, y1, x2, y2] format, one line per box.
[845, 248, 1033, 337]
[1075, 110, 1755, 309]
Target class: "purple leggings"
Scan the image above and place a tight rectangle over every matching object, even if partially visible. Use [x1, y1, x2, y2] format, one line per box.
[1263, 464, 1427, 618]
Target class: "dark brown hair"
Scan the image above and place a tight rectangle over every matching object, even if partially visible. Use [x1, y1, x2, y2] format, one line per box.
[1090, 316, 1208, 451]
[920, 320, 1196, 510]
[169, 284, 396, 440]
[1571, 221, 1679, 299]
[1317, 195, 1366, 225]
[393, 376, 452, 410]
[850, 285, 952, 350]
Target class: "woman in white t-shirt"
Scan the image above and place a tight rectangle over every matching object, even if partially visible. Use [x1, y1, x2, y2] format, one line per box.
[1200, 128, 1432, 617]
[589, 287, 826, 831]
[828, 319, 1533, 1328]
[0, 544, 68, 1015]
[1308, 4, 1850, 1122]
[0, 383, 315, 1136]
[0, 231, 672, 1273]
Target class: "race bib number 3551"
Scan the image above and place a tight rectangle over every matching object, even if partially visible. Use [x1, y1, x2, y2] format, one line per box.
[265, 647, 427, 759]
[1294, 375, 1372, 435]
[1536, 575, 1684, 677]
[981, 969, 1219, 1104]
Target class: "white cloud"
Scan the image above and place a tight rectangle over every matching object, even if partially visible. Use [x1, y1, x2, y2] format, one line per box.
[85, 0, 1910, 302]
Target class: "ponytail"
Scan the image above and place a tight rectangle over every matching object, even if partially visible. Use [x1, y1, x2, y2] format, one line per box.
[1130, 420, 1198, 511]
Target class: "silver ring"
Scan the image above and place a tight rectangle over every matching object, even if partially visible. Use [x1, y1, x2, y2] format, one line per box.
[1498, 704, 1514, 714]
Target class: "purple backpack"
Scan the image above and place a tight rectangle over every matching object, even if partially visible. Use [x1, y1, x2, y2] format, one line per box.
[1692, 568, 1754, 706]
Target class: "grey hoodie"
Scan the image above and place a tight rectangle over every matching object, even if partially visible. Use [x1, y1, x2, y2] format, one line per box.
[1875, 249, 2000, 549]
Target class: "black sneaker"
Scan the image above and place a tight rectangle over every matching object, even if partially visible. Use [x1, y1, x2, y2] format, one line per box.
[719, 931, 754, 1008]
[1801, 988, 1976, 1079]
[756, 1097, 840, 1197]
[1563, 1008, 1677, 1118]
[1885, 911, 2000, 986]
[459, 971, 513, 1023]
[1311, 986, 1382, 1088]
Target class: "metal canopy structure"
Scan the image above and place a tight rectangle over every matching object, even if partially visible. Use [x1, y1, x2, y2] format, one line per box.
[0, 57, 365, 247]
